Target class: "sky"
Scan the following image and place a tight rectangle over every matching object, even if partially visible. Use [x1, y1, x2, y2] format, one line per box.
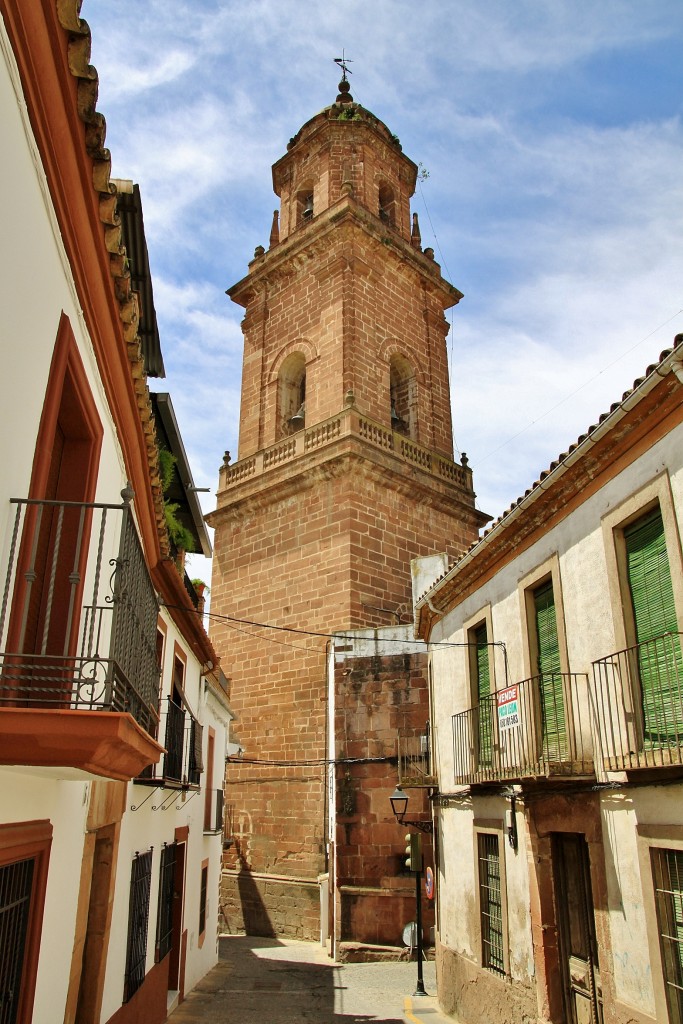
[83, 0, 683, 581]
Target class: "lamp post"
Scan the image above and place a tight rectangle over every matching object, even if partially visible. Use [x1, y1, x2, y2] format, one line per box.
[390, 786, 432, 997]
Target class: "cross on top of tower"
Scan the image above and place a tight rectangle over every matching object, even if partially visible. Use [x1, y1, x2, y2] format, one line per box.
[334, 52, 354, 104]
[333, 52, 353, 81]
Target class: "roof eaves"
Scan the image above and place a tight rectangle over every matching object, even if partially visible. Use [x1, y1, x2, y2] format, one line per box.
[56, 2, 169, 555]
[151, 393, 213, 558]
[415, 335, 683, 631]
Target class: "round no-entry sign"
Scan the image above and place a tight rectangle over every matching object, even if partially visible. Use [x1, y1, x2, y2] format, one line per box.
[425, 866, 434, 900]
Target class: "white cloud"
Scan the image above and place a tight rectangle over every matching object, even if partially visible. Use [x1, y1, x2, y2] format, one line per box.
[82, 0, 683, 529]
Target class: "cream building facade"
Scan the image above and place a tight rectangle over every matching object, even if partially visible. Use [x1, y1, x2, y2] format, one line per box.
[416, 338, 683, 1024]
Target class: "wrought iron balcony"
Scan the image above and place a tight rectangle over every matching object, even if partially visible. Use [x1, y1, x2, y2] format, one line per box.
[592, 632, 683, 772]
[452, 673, 593, 785]
[0, 495, 163, 779]
[137, 697, 203, 788]
[397, 726, 436, 788]
[204, 788, 225, 834]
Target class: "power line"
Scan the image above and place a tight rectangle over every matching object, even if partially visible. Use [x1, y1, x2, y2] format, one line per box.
[164, 602, 506, 651]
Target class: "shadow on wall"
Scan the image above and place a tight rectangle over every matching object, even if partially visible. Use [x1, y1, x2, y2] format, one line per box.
[233, 848, 277, 938]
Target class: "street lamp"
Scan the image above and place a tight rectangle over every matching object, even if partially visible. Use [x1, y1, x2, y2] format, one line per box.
[389, 786, 432, 997]
[389, 786, 433, 833]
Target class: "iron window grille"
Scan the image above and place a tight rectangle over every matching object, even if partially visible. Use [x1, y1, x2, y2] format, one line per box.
[199, 865, 208, 937]
[137, 701, 203, 788]
[0, 857, 35, 1024]
[123, 850, 152, 1003]
[478, 832, 505, 975]
[652, 847, 683, 1023]
[0, 493, 160, 735]
[155, 843, 176, 963]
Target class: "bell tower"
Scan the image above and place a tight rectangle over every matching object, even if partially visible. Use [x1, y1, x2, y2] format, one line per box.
[209, 76, 488, 941]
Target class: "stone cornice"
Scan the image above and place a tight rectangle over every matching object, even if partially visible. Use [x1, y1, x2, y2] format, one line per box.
[207, 410, 489, 530]
[228, 193, 462, 311]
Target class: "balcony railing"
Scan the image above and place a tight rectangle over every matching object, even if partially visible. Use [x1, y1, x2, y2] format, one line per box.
[592, 633, 683, 772]
[137, 697, 203, 787]
[398, 727, 436, 787]
[204, 788, 224, 834]
[452, 673, 593, 784]
[0, 495, 159, 735]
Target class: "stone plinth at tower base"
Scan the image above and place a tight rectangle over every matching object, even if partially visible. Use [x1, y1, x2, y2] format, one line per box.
[220, 868, 320, 941]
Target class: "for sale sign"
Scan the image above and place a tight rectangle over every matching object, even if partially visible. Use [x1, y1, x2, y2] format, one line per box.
[497, 685, 520, 732]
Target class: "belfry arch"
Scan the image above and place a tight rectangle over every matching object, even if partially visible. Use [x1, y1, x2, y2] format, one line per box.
[389, 353, 417, 439]
[276, 351, 306, 436]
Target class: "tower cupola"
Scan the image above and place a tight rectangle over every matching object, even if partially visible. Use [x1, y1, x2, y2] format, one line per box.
[272, 82, 418, 243]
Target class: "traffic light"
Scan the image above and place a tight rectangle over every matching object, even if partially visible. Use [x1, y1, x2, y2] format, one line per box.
[404, 832, 422, 872]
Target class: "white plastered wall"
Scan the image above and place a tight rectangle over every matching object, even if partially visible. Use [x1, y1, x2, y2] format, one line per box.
[429, 411, 683, 1016]
[99, 609, 229, 1021]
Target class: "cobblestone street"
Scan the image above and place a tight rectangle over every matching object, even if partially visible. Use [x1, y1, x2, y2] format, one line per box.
[166, 936, 452, 1024]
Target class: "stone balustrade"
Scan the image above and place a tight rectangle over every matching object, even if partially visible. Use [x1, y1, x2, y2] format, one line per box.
[219, 407, 471, 492]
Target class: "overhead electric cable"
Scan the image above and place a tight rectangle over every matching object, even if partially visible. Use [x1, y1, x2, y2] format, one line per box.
[164, 602, 506, 651]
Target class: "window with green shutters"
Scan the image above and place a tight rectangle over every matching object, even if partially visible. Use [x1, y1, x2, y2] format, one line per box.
[473, 622, 493, 767]
[624, 506, 683, 743]
[532, 580, 567, 759]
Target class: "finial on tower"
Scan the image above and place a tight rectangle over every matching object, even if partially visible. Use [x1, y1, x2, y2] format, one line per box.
[334, 51, 354, 104]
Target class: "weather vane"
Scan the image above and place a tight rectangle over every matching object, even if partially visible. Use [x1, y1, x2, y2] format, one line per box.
[334, 51, 353, 82]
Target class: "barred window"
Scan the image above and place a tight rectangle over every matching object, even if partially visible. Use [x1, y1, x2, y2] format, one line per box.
[199, 864, 208, 938]
[478, 832, 505, 974]
[155, 843, 176, 963]
[652, 847, 683, 1023]
[123, 850, 152, 1002]
[0, 857, 35, 1024]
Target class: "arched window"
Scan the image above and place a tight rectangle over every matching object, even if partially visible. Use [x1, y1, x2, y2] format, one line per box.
[378, 183, 395, 225]
[296, 184, 314, 228]
[390, 354, 416, 439]
[277, 352, 306, 437]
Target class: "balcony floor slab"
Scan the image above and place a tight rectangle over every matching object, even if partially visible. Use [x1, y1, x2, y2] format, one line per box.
[0, 707, 164, 781]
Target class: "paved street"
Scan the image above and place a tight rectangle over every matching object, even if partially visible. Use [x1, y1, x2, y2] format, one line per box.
[166, 935, 453, 1024]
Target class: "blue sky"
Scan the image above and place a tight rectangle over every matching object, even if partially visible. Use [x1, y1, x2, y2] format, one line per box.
[84, 0, 683, 579]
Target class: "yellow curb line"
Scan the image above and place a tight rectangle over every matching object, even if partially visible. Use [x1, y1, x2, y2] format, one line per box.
[403, 996, 423, 1023]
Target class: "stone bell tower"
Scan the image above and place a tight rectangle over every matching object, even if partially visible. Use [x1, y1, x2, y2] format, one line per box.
[208, 75, 488, 942]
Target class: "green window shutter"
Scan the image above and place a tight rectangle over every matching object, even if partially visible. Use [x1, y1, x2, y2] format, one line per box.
[475, 624, 491, 700]
[533, 580, 566, 756]
[625, 507, 683, 741]
[474, 623, 493, 767]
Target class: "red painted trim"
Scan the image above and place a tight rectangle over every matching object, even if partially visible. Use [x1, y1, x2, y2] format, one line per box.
[0, 708, 164, 781]
[0, 820, 52, 1024]
[174, 825, 190, 844]
[28, 312, 102, 504]
[179, 930, 188, 1002]
[103, 957, 168, 1024]
[154, 561, 217, 667]
[204, 728, 216, 830]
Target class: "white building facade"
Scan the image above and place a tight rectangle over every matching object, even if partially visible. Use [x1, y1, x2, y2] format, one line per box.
[0, 3, 230, 1022]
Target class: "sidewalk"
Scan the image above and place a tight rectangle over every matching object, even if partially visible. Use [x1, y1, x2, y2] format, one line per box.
[403, 993, 458, 1024]
[166, 934, 457, 1024]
